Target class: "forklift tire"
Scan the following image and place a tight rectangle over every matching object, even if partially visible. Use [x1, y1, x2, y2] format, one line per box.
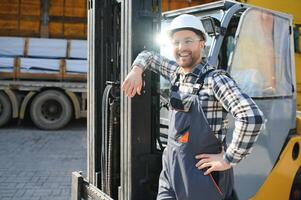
[0, 92, 12, 127]
[290, 167, 301, 200]
[30, 90, 73, 130]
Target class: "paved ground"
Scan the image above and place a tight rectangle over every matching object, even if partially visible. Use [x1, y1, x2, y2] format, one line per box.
[0, 119, 87, 200]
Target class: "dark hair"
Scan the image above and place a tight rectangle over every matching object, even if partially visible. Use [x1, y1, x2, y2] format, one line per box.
[169, 27, 206, 41]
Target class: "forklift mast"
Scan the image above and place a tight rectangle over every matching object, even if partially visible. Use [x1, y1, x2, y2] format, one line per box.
[82, 0, 161, 200]
[72, 1, 301, 200]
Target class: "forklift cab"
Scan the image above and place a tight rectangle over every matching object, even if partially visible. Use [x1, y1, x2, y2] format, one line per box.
[72, 1, 300, 200]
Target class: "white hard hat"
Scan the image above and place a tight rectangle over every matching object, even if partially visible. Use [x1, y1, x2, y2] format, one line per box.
[169, 14, 207, 41]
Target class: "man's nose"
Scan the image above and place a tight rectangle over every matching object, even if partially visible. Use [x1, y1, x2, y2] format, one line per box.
[178, 42, 186, 50]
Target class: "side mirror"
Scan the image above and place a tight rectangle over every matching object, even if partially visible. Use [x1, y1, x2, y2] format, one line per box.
[201, 16, 222, 36]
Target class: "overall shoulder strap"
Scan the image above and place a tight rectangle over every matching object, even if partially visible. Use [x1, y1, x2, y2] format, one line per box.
[192, 68, 215, 94]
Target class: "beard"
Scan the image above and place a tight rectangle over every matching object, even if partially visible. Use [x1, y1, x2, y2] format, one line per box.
[175, 51, 201, 69]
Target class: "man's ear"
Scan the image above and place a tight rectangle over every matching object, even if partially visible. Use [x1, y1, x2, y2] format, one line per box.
[199, 40, 205, 49]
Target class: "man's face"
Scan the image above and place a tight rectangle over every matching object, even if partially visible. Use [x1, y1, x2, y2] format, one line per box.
[171, 30, 205, 69]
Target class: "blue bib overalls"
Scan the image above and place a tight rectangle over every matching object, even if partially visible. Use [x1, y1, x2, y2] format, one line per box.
[157, 67, 234, 200]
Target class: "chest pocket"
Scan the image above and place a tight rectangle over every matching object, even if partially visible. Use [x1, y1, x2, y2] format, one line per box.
[198, 89, 210, 102]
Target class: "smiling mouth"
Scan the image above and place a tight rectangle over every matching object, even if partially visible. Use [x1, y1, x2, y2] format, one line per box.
[178, 52, 190, 58]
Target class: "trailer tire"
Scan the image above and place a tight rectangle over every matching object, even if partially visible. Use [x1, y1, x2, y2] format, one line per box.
[30, 90, 73, 130]
[0, 92, 12, 127]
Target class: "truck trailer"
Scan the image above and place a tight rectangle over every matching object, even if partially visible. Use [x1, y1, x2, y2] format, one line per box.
[0, 0, 87, 130]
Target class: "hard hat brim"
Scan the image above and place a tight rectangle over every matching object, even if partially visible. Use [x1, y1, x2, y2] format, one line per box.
[168, 27, 207, 41]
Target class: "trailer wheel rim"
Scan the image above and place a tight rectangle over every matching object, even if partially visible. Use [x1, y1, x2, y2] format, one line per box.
[41, 99, 63, 121]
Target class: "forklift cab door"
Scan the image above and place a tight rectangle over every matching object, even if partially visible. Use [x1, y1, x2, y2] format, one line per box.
[227, 7, 295, 199]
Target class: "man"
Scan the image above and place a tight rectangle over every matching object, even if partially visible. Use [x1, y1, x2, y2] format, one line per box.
[122, 14, 264, 200]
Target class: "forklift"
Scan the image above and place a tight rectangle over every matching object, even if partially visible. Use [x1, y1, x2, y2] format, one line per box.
[72, 0, 301, 199]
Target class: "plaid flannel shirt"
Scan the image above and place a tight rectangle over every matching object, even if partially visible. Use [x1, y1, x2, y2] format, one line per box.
[132, 50, 264, 165]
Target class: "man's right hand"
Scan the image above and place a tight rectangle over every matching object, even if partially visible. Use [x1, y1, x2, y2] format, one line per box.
[121, 66, 143, 98]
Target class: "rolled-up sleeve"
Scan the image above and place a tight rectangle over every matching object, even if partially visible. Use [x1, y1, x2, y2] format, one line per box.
[132, 50, 178, 81]
[212, 71, 265, 165]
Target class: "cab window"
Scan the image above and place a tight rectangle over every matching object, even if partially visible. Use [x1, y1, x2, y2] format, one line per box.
[228, 8, 293, 97]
